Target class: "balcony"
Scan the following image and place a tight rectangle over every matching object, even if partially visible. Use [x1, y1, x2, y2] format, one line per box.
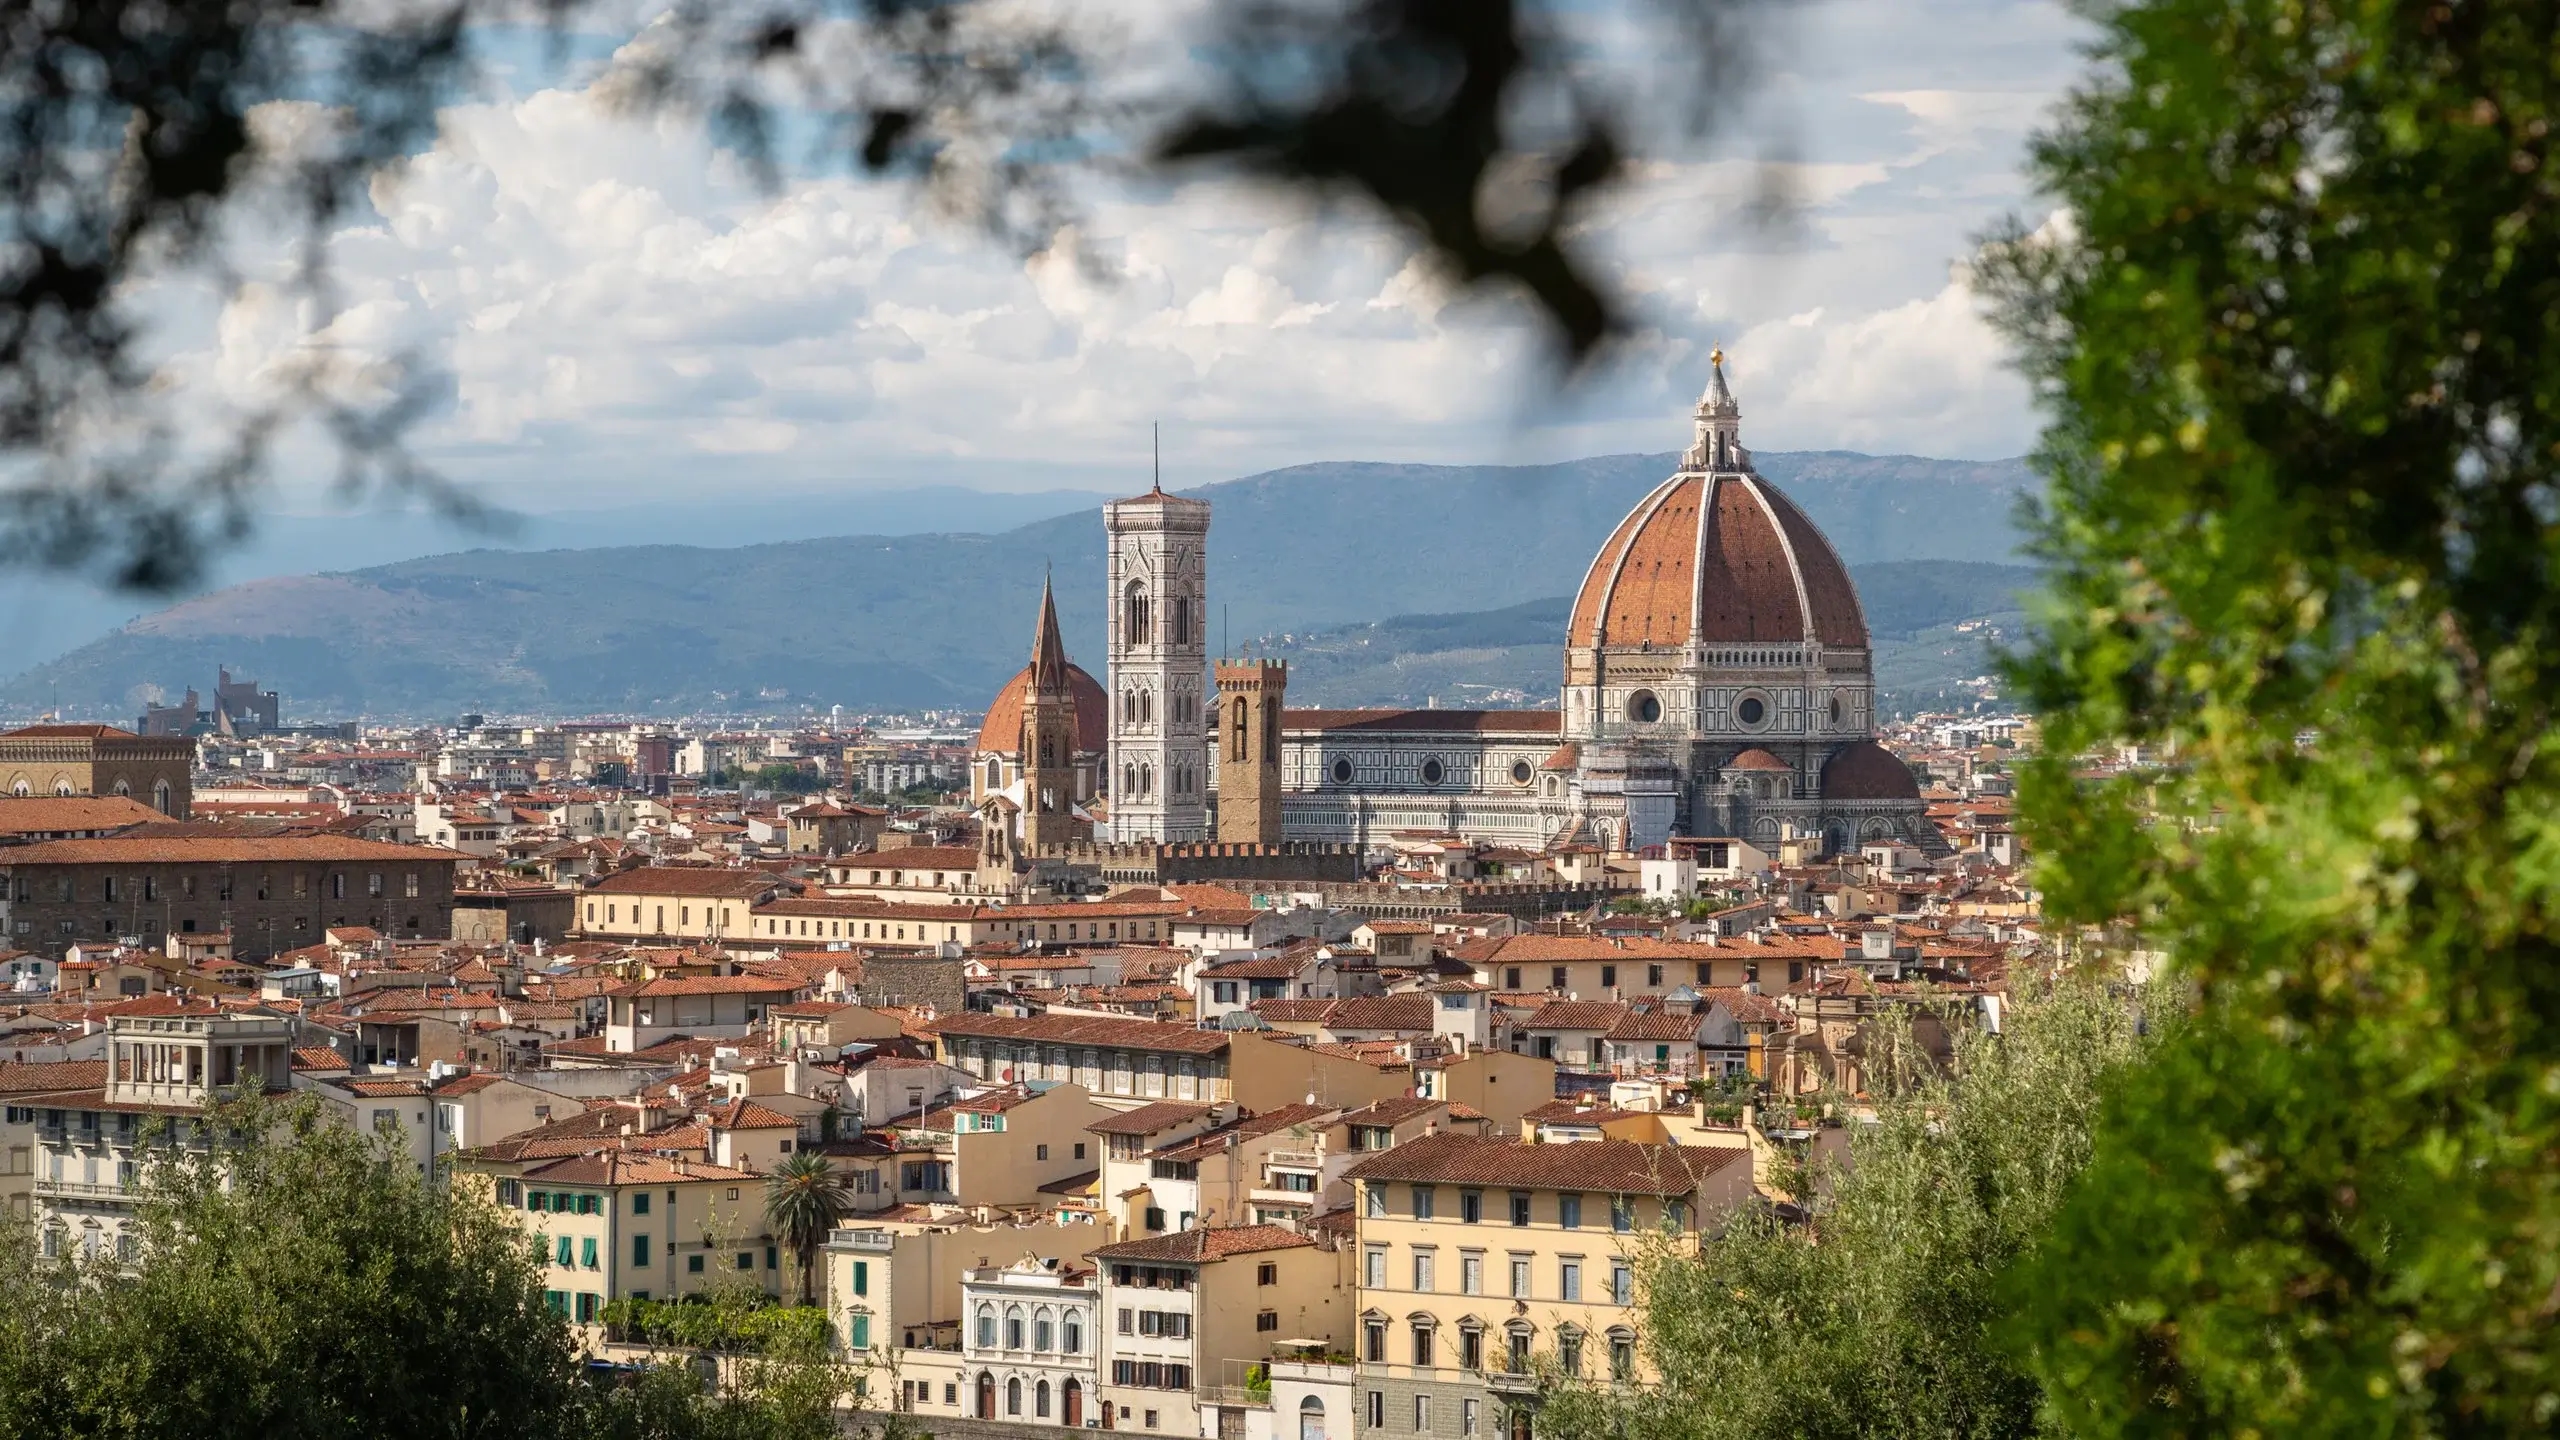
[34, 1177, 134, 1201]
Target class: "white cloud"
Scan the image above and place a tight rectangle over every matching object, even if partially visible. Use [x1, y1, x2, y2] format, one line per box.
[154, 0, 2086, 511]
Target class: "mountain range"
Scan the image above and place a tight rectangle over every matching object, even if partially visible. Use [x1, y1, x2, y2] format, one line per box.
[2, 450, 2041, 720]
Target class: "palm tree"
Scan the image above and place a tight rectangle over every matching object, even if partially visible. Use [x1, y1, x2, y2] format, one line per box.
[763, 1151, 852, 1306]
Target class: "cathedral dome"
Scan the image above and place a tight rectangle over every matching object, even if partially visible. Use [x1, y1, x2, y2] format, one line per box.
[1566, 360, 1867, 653]
[974, 663, 1108, 756]
[1820, 740, 1922, 801]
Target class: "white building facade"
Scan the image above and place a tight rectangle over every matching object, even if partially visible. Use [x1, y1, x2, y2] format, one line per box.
[1104, 483, 1212, 842]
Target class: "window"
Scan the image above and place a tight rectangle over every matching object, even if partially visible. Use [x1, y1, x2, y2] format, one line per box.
[1035, 1313, 1054, 1350]
[1364, 1320, 1387, 1363]
[1460, 1252, 1483, 1295]
[634, 1234, 651, 1266]
[1629, 690, 1662, 723]
[1647, 964, 1663, 987]
[1611, 1196, 1636, 1233]
[1036, 1144, 1048, 1161]
[633, 1192, 650, 1216]
[736, 1253, 754, 1271]
[1558, 1194, 1583, 1229]
[1365, 1183, 1386, 1218]
[852, 1261, 869, 1297]
[1508, 1256, 1531, 1298]
[1257, 1310, 1279, 1332]
[1610, 1333, 1636, 1380]
[1412, 1324, 1434, 1367]
[1412, 1249, 1435, 1291]
[1116, 1308, 1133, 1335]
[1459, 1327, 1484, 1371]
[1006, 1309, 1025, 1349]
[579, 1237, 599, 1269]
[1611, 1261, 1633, 1306]
[1411, 1185, 1434, 1220]
[1006, 1378, 1022, 1416]
[555, 1236, 574, 1267]
[852, 1315, 872, 1350]
[1415, 1396, 1432, 1431]
[1509, 1192, 1531, 1226]
[1367, 1393, 1385, 1430]
[1365, 1247, 1387, 1289]
[1460, 1189, 1482, 1224]
[689, 1255, 705, 1273]
[1560, 1331, 1584, 1376]
[978, 1306, 997, 1348]
[1063, 1312, 1082, 1353]
[1506, 1328, 1531, 1371]
[1257, 1262, 1278, 1286]
[1463, 1399, 1481, 1436]
[1560, 1259, 1583, 1301]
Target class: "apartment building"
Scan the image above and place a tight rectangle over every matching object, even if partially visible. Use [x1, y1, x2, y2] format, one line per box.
[1461, 935, 1830, 999]
[1090, 1225, 1349, 1436]
[954, 1255, 1102, 1424]
[603, 974, 805, 1053]
[20, 1008, 297, 1259]
[930, 1013, 1408, 1115]
[576, 867, 783, 943]
[1339, 1134, 1754, 1440]
[472, 1149, 774, 1322]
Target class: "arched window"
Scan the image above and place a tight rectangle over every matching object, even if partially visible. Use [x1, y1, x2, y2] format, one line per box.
[111, 779, 129, 796]
[7, 779, 25, 797]
[52, 778, 72, 797]
[1037, 1381, 1051, 1419]
[1629, 690, 1662, 724]
[976, 1304, 996, 1349]
[1005, 1306, 1025, 1350]
[985, 758, 1001, 791]
[1062, 1311, 1083, 1354]
[1173, 595, 1191, 645]
[1125, 580, 1151, 643]
[1142, 691, 1153, 723]
[1039, 731, 1057, 766]
[1139, 763, 1153, 796]
[1232, 697, 1251, 763]
[1007, 1378, 1022, 1416]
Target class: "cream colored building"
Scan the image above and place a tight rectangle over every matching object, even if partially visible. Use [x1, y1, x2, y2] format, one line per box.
[1339, 1134, 1754, 1440]
[465, 1148, 776, 1323]
[931, 1014, 1409, 1115]
[1090, 1225, 1351, 1436]
[577, 868, 782, 942]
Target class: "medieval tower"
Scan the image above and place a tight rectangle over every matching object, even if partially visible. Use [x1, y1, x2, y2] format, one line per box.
[1213, 658, 1286, 845]
[1019, 576, 1085, 850]
[1104, 478, 1211, 842]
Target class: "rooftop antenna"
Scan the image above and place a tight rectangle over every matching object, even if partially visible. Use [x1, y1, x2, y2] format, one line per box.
[1152, 423, 1161, 495]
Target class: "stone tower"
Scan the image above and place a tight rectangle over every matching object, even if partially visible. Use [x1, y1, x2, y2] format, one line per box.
[1020, 577, 1084, 851]
[1104, 475, 1212, 842]
[1213, 659, 1286, 845]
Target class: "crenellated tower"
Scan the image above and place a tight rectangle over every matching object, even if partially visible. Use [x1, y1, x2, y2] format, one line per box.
[1213, 658, 1286, 846]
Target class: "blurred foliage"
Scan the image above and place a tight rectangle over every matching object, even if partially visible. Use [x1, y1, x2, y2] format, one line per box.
[1537, 980, 2159, 1440]
[0, 1092, 852, 1440]
[1977, 0, 2560, 1430]
[0, 0, 1758, 594]
[601, 1292, 833, 1356]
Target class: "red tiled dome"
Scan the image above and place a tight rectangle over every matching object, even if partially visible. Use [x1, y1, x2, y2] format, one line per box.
[1820, 741, 1921, 801]
[1725, 747, 1793, 771]
[1566, 471, 1867, 651]
[974, 663, 1108, 756]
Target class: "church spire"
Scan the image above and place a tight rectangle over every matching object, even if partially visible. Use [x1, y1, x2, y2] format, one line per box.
[1030, 572, 1072, 693]
[1685, 347, 1747, 472]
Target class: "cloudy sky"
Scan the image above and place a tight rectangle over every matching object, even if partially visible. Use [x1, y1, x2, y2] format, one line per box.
[176, 0, 2088, 514]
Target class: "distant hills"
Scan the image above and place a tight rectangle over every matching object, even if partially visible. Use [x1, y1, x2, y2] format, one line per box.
[2, 450, 2039, 719]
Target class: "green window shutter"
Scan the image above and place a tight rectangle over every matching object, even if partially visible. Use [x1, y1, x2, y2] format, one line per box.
[634, 1234, 651, 1267]
[581, 1237, 598, 1269]
[851, 1315, 871, 1350]
[765, 1245, 778, 1270]
[853, 1261, 869, 1297]
[556, 1236, 574, 1267]
[634, 1192, 651, 1216]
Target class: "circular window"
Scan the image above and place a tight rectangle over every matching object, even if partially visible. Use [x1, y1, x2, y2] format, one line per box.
[1510, 760, 1534, 785]
[1736, 696, 1767, 726]
[1331, 757, 1354, 785]
[1629, 691, 1662, 723]
[1829, 696, 1844, 724]
[1421, 758, 1446, 785]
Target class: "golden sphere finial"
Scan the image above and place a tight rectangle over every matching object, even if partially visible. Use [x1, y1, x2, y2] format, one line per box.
[1710, 346, 1725, 367]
